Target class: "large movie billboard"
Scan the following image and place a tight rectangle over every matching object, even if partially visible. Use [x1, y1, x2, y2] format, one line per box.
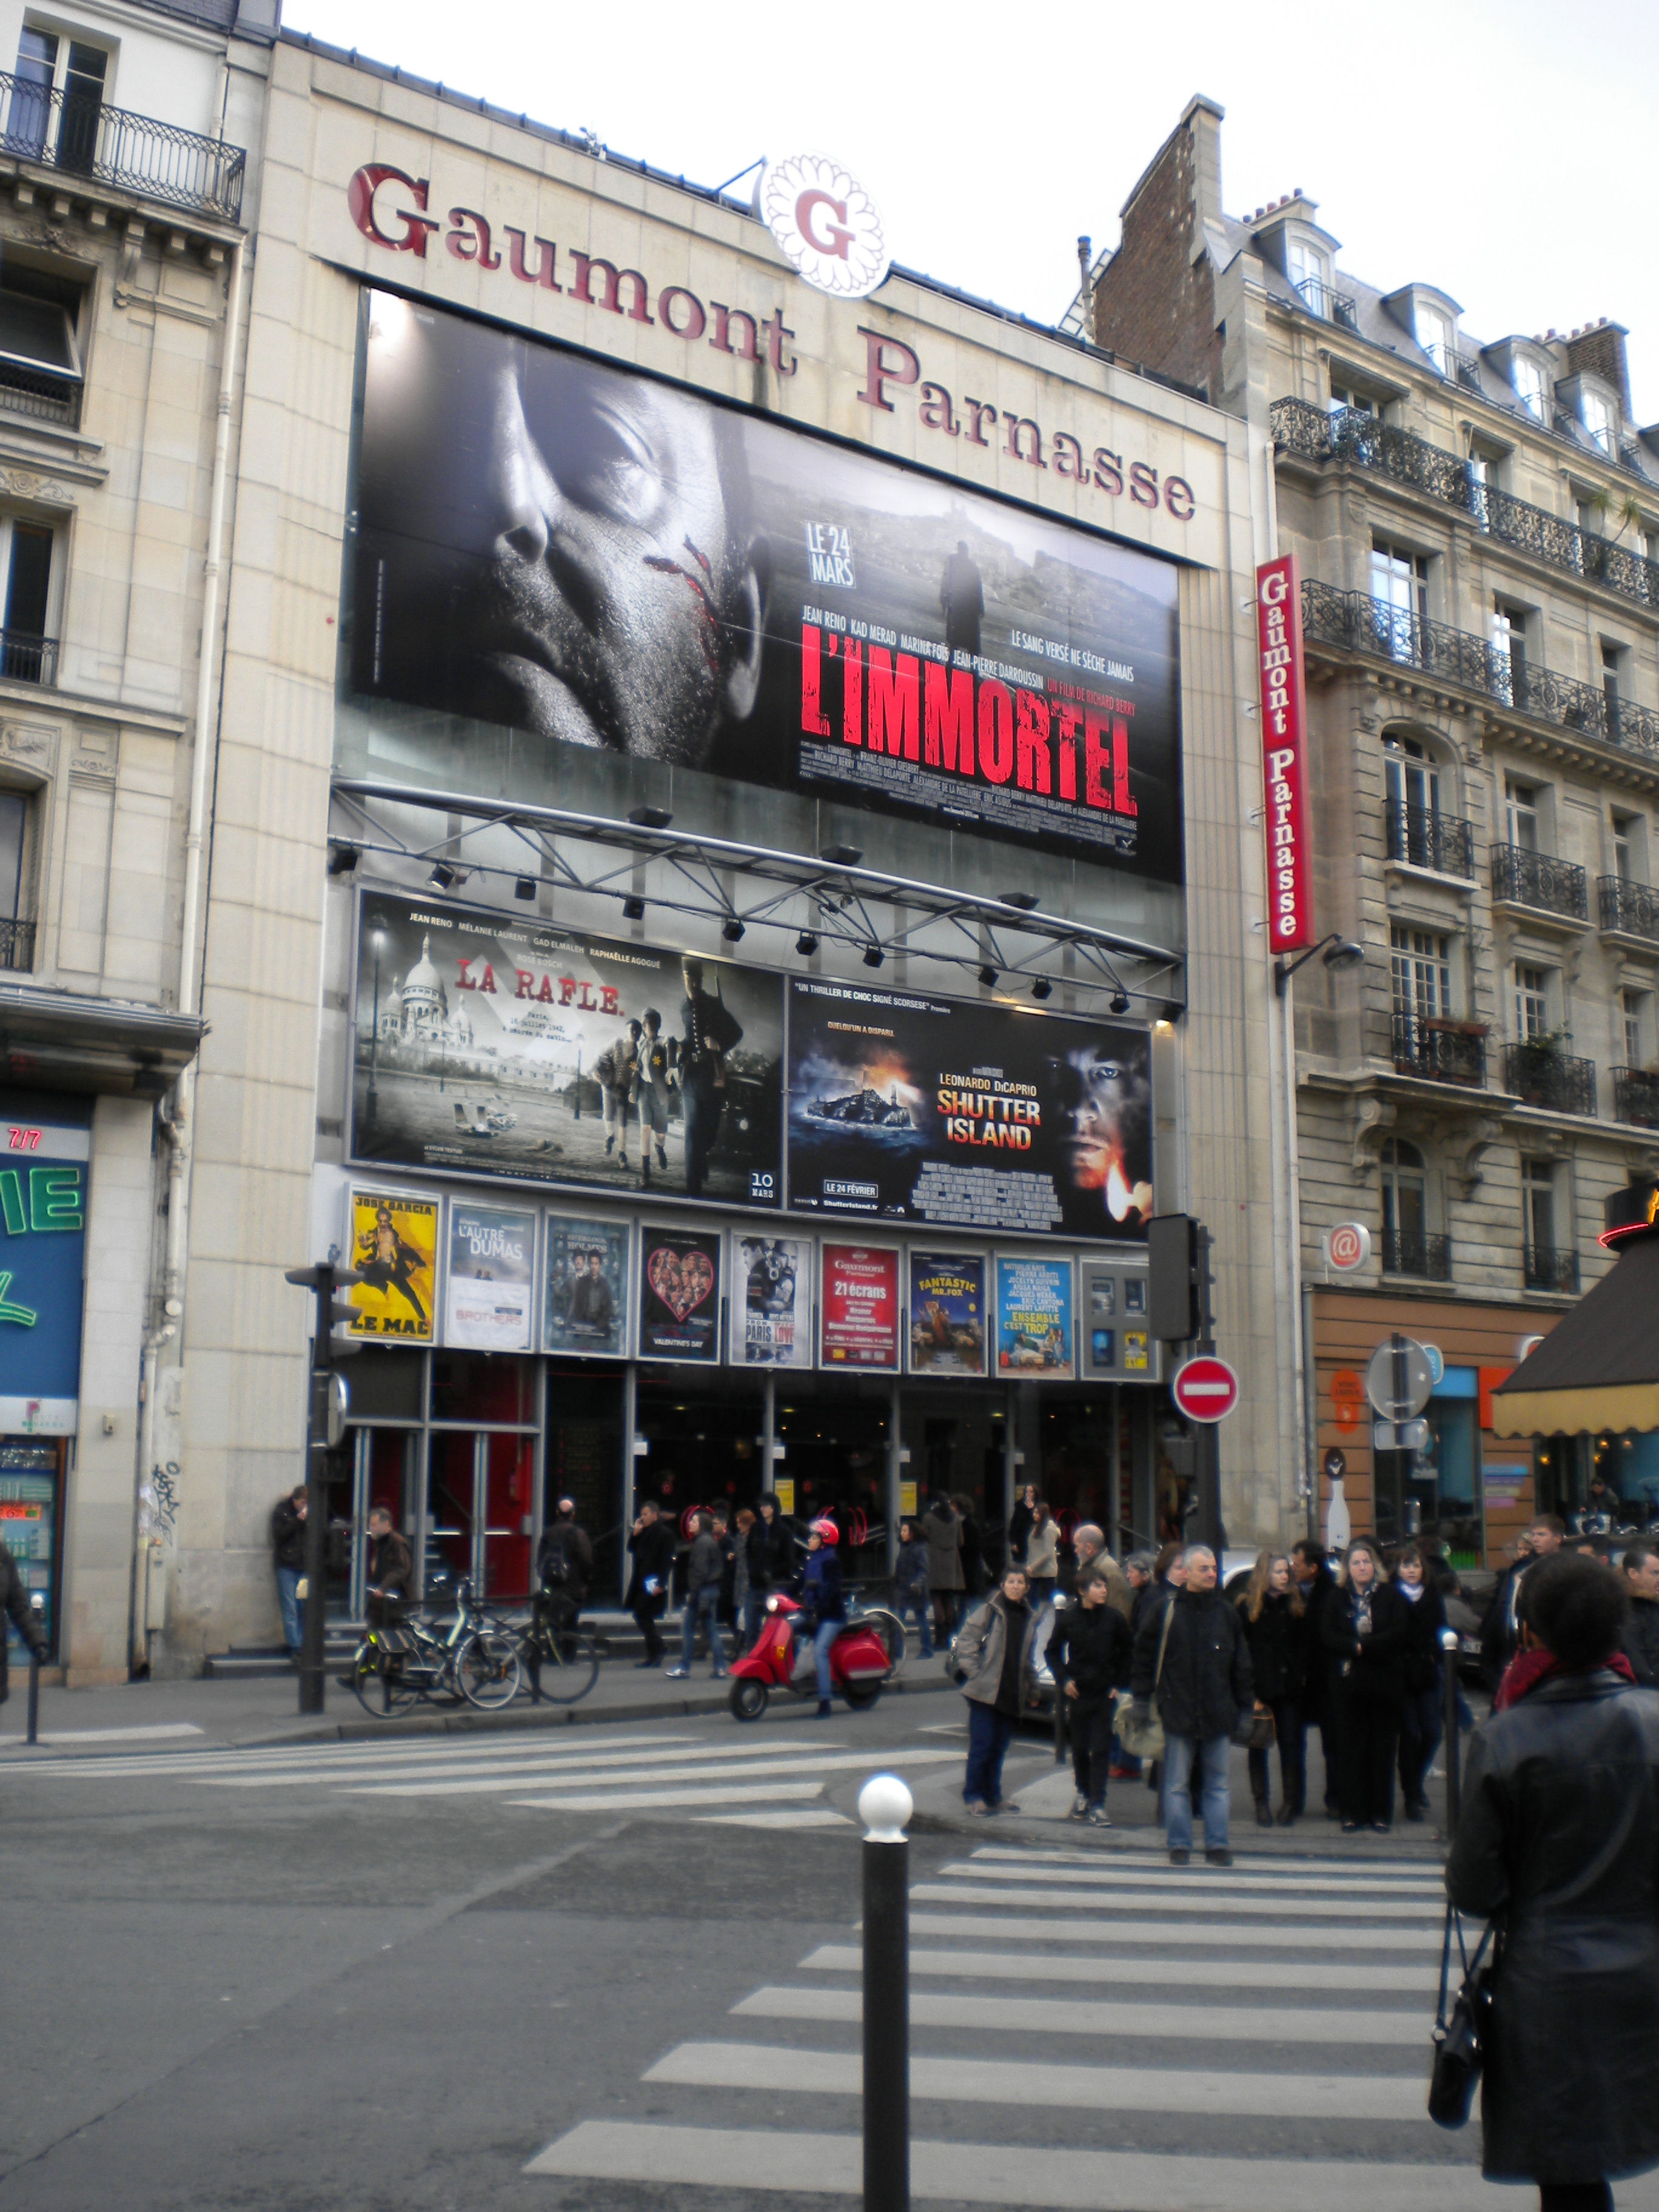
[349, 890, 783, 1208]
[785, 978, 1153, 1238]
[347, 290, 1181, 875]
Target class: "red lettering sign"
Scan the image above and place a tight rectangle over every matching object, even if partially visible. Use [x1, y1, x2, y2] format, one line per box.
[1256, 553, 1313, 954]
[819, 1244, 900, 1372]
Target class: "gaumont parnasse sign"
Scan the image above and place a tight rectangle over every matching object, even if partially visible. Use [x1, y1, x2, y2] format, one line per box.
[344, 163, 1200, 529]
[1255, 554, 1313, 955]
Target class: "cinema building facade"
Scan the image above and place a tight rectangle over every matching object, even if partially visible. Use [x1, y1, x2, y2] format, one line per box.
[138, 37, 1295, 1666]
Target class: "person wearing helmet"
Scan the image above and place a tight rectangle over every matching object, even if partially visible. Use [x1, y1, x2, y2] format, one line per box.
[799, 1518, 846, 1717]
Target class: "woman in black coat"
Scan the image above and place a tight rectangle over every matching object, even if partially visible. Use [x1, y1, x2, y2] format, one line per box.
[1448, 1551, 1659, 2211]
[1322, 1537, 1410, 1832]
[1235, 1551, 1305, 1827]
[1393, 1546, 1447, 1821]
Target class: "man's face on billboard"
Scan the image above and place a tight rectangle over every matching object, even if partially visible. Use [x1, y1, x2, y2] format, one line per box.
[1046, 1044, 1153, 1222]
[362, 300, 768, 766]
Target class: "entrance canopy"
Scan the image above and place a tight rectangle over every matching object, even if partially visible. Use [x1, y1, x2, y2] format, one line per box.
[1493, 1183, 1659, 1436]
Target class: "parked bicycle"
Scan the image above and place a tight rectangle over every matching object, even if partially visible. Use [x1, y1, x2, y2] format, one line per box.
[347, 1580, 523, 1718]
[518, 1592, 606, 1705]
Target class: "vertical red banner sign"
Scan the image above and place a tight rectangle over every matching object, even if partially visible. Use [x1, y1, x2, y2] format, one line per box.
[1256, 553, 1314, 954]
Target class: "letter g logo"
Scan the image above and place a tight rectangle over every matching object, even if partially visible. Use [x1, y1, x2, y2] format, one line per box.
[796, 189, 853, 261]
[347, 164, 439, 256]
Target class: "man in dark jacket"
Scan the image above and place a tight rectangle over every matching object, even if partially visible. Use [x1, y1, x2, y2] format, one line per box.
[536, 1497, 594, 1638]
[1623, 1542, 1659, 1687]
[666, 1510, 727, 1681]
[1049, 1567, 1133, 1824]
[1448, 1552, 1659, 2199]
[270, 1486, 308, 1661]
[1, 1533, 47, 1703]
[1131, 1544, 1253, 1865]
[364, 1506, 413, 1630]
[625, 1500, 676, 1668]
[1290, 1538, 1339, 1816]
[956, 1564, 1039, 1814]
[1480, 1519, 1563, 1689]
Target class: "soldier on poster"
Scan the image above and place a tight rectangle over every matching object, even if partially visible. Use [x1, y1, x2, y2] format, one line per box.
[546, 1218, 629, 1358]
[737, 1236, 803, 1367]
[348, 1191, 438, 1342]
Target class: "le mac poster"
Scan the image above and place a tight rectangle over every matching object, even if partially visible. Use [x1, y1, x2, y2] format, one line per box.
[347, 1188, 438, 1342]
[347, 290, 1181, 877]
[349, 888, 783, 1210]
[786, 977, 1154, 1239]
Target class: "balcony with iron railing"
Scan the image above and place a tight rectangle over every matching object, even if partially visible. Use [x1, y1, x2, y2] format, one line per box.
[1598, 876, 1659, 945]
[0, 72, 244, 222]
[1381, 1228, 1453, 1281]
[1292, 276, 1358, 330]
[1612, 1067, 1659, 1130]
[1272, 400, 1659, 615]
[1524, 1244, 1580, 1295]
[0, 631, 56, 686]
[1391, 1013, 1487, 1088]
[1492, 845, 1589, 923]
[1385, 800, 1475, 879]
[1503, 1041, 1598, 1116]
[1300, 581, 1659, 765]
[0, 916, 35, 971]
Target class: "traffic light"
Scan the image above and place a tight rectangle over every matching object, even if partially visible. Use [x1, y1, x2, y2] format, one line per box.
[1147, 1213, 1201, 1342]
[326, 1286, 362, 1360]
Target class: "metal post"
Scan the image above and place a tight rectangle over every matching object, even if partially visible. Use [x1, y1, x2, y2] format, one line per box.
[1439, 1626, 1461, 1834]
[1193, 1224, 1225, 1552]
[1301, 1282, 1319, 1544]
[860, 1774, 911, 2212]
[26, 1643, 40, 1745]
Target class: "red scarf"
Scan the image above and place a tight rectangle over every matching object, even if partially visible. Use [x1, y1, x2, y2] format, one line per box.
[1494, 1646, 1636, 1712]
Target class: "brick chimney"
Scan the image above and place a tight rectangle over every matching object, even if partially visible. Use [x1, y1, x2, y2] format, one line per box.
[1091, 95, 1225, 400]
[1564, 319, 1631, 419]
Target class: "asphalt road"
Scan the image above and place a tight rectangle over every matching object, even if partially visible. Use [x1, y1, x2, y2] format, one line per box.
[7, 1686, 1657, 2212]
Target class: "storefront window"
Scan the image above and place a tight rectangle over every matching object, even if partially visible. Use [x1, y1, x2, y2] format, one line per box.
[546, 1370, 625, 1600]
[776, 1379, 891, 1583]
[634, 1376, 765, 1591]
[431, 1350, 537, 1424]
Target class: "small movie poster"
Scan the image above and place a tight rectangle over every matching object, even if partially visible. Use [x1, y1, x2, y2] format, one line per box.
[638, 1226, 723, 1364]
[732, 1235, 809, 1368]
[445, 1201, 535, 1351]
[994, 1255, 1074, 1378]
[545, 1215, 630, 1359]
[1080, 1261, 1159, 1381]
[907, 1250, 987, 1378]
[819, 1243, 901, 1372]
[347, 1188, 438, 1343]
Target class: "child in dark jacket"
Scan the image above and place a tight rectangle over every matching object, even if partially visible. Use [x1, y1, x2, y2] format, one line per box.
[1047, 1567, 1134, 1823]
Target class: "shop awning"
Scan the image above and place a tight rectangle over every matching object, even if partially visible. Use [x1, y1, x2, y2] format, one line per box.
[0, 985, 205, 1098]
[1492, 1232, 1659, 1436]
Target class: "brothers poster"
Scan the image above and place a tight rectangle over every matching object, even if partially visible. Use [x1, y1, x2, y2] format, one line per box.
[444, 1200, 535, 1351]
[786, 978, 1153, 1239]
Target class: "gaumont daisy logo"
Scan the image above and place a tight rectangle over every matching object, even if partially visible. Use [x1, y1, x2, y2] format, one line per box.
[757, 153, 890, 301]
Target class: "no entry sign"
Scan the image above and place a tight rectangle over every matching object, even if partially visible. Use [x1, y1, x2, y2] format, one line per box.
[1171, 1355, 1239, 1424]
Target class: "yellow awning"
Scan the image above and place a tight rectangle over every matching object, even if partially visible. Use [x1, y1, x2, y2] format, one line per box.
[1490, 1382, 1659, 1438]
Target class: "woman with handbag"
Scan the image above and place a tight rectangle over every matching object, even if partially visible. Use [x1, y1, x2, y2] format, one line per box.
[1447, 1550, 1659, 2211]
[1236, 1551, 1305, 1826]
[1322, 1537, 1410, 1833]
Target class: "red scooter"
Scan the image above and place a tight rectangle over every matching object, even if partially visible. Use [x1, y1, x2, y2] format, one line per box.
[728, 1592, 893, 1720]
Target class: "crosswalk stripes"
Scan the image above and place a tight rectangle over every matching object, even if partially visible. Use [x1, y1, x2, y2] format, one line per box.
[528, 1840, 1592, 2210]
[3, 1726, 959, 1831]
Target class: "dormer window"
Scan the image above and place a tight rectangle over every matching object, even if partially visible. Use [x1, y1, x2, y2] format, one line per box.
[1286, 235, 1330, 311]
[1512, 354, 1550, 421]
[1416, 304, 1454, 375]
[1580, 385, 1617, 455]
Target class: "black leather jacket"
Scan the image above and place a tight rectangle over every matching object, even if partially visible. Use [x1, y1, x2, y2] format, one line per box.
[1447, 1671, 1659, 2185]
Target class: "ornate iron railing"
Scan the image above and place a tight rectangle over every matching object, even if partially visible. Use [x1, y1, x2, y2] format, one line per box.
[1381, 1228, 1453, 1281]
[1391, 1013, 1486, 1088]
[0, 364, 78, 427]
[1385, 801, 1475, 878]
[1612, 1067, 1659, 1130]
[1524, 1244, 1580, 1295]
[0, 917, 34, 971]
[0, 630, 57, 685]
[1503, 1042, 1598, 1116]
[1299, 581, 1659, 763]
[1492, 845, 1589, 921]
[1292, 277, 1358, 330]
[1598, 877, 1659, 943]
[0, 72, 244, 221]
[1272, 399, 1659, 614]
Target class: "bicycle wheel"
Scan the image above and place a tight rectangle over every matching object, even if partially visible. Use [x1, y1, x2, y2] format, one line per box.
[457, 1629, 523, 1710]
[349, 1638, 416, 1718]
[531, 1627, 600, 1706]
[857, 1607, 907, 1673]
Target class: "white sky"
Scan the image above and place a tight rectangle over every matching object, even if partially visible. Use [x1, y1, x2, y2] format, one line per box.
[282, 0, 1659, 423]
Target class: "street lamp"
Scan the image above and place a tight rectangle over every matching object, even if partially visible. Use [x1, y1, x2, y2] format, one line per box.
[1273, 932, 1364, 997]
[367, 928, 386, 1127]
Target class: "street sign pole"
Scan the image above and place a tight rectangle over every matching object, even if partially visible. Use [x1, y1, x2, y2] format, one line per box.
[1192, 1224, 1224, 1552]
[284, 1262, 361, 1717]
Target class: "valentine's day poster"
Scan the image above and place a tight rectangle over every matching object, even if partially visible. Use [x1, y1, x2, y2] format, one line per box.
[637, 1226, 723, 1364]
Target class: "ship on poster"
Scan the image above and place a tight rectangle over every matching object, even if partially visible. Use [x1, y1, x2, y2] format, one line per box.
[638, 1226, 723, 1364]
[994, 1255, 1074, 1377]
[346, 292, 1181, 876]
[733, 1235, 808, 1368]
[545, 1216, 630, 1359]
[350, 890, 782, 1210]
[445, 1201, 535, 1352]
[908, 1252, 987, 1378]
[786, 977, 1154, 1240]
